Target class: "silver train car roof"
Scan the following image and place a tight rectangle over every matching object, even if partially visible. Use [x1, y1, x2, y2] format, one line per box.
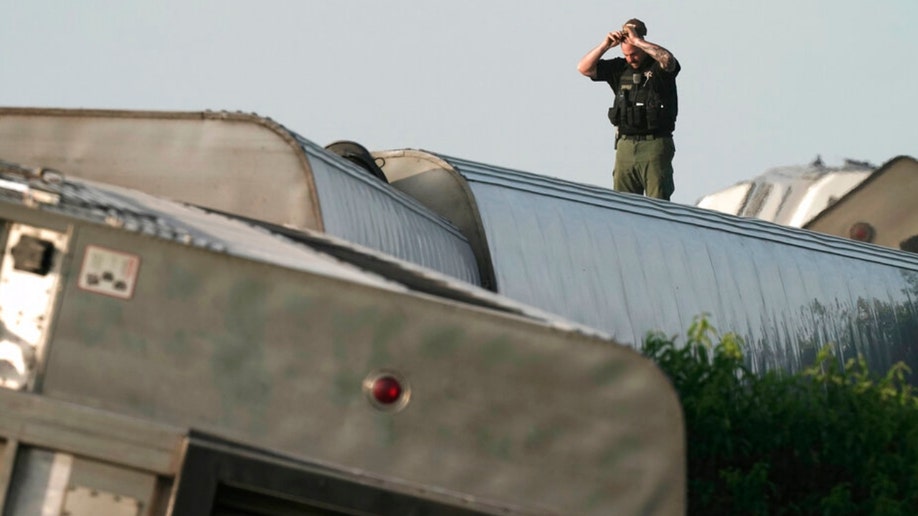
[376, 148, 918, 270]
[372, 148, 918, 376]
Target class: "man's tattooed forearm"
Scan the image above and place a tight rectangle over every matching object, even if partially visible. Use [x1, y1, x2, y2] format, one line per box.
[640, 42, 677, 72]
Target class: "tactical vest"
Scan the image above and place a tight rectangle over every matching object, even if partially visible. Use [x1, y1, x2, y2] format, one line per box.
[608, 64, 677, 135]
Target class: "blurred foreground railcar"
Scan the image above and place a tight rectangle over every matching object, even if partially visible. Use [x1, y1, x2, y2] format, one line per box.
[0, 158, 683, 514]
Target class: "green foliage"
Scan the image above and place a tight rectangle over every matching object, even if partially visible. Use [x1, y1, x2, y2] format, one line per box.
[642, 316, 918, 515]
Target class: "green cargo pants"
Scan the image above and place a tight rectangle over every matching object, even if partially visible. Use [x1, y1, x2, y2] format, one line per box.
[613, 136, 675, 200]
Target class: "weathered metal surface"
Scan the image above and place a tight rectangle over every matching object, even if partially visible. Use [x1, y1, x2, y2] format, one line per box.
[0, 168, 685, 515]
[376, 150, 918, 379]
[0, 108, 481, 285]
[0, 390, 184, 477]
[0, 108, 324, 231]
[0, 391, 534, 514]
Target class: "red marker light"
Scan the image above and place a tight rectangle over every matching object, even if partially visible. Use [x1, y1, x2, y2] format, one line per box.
[372, 376, 402, 405]
[363, 370, 411, 412]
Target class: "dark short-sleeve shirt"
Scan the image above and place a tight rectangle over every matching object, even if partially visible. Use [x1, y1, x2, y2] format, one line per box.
[593, 57, 680, 93]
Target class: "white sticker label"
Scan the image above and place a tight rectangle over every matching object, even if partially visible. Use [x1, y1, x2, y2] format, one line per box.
[77, 245, 141, 300]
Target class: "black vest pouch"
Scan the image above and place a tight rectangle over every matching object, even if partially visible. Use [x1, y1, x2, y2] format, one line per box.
[635, 106, 647, 128]
[626, 106, 646, 129]
[608, 88, 628, 126]
[646, 105, 661, 131]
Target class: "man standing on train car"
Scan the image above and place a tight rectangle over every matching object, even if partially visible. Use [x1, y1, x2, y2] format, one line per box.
[577, 19, 680, 200]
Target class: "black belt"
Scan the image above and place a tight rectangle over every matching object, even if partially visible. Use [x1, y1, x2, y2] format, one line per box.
[619, 134, 671, 141]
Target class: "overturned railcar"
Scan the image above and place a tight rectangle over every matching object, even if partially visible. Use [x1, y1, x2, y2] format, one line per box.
[371, 149, 918, 377]
[0, 160, 684, 514]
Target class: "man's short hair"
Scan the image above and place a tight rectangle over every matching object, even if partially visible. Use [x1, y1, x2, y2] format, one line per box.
[623, 18, 647, 37]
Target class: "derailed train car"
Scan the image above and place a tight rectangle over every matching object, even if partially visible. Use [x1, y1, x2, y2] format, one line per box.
[1, 107, 917, 379]
[0, 159, 684, 514]
[371, 150, 918, 377]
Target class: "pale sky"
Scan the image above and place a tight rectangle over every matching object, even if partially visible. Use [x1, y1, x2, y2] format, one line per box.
[1, 0, 915, 204]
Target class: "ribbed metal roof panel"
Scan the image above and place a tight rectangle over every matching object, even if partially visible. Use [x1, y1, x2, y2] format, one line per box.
[295, 136, 481, 286]
[434, 153, 918, 376]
